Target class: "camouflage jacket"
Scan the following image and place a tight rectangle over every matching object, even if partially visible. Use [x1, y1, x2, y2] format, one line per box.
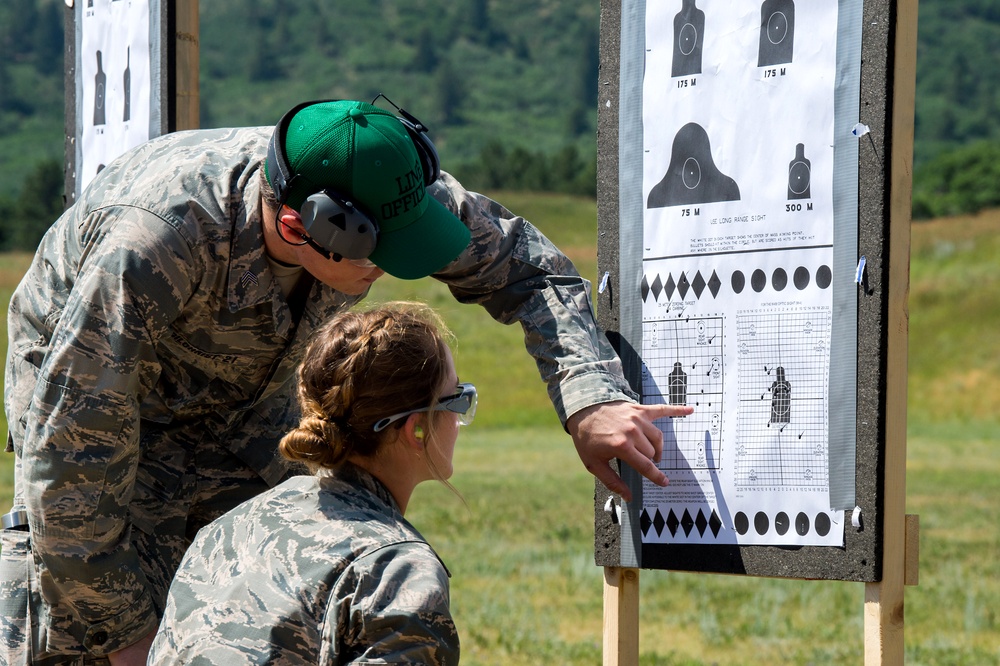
[150, 465, 458, 665]
[3, 126, 634, 655]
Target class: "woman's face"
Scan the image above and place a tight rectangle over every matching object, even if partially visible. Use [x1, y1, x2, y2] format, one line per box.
[425, 345, 460, 480]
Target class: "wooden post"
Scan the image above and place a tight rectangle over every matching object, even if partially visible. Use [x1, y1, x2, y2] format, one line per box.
[174, 0, 199, 130]
[863, 0, 918, 663]
[603, 567, 639, 666]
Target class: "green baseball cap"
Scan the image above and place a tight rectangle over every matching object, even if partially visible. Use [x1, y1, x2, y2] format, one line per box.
[275, 100, 470, 279]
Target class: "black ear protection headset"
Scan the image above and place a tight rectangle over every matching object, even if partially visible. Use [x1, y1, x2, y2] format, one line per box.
[265, 95, 441, 262]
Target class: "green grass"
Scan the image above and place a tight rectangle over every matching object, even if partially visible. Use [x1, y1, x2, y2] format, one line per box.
[0, 198, 998, 664]
[908, 213, 1000, 426]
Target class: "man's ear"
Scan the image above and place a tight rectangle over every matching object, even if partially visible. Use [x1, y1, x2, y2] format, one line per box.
[278, 206, 305, 236]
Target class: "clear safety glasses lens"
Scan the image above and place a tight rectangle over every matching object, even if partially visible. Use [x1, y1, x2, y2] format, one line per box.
[345, 257, 377, 269]
[372, 382, 478, 432]
[440, 383, 477, 426]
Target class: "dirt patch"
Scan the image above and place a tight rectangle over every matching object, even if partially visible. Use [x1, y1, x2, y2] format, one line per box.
[913, 367, 1000, 420]
[911, 209, 1000, 252]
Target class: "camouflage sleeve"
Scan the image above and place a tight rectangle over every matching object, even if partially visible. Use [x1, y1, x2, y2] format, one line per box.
[20, 206, 198, 654]
[327, 542, 458, 665]
[429, 172, 638, 424]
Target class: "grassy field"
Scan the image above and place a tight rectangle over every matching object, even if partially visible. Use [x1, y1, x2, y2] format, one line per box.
[0, 196, 997, 664]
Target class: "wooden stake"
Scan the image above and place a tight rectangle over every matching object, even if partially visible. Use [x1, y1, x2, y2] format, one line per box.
[603, 567, 639, 666]
[864, 0, 918, 663]
[174, 0, 199, 130]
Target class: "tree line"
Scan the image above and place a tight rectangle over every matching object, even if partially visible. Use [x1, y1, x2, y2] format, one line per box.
[1, 0, 1000, 251]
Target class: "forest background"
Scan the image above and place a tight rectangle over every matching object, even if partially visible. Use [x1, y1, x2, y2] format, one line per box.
[0, 0, 999, 249]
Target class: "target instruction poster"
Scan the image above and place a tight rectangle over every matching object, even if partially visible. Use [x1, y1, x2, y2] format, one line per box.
[79, 0, 155, 195]
[639, 0, 843, 547]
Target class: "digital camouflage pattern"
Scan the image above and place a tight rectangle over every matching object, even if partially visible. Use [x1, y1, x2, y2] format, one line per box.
[1, 125, 634, 661]
[149, 466, 458, 665]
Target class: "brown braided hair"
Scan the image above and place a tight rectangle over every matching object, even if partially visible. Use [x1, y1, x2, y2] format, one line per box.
[279, 302, 452, 471]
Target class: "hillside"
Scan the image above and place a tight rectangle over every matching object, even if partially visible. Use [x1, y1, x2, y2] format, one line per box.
[1, 0, 999, 207]
[913, 1, 1000, 167]
[198, 0, 600, 163]
[0, 0, 600, 199]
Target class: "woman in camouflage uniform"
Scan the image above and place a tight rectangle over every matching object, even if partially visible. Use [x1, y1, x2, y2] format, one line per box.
[150, 302, 470, 665]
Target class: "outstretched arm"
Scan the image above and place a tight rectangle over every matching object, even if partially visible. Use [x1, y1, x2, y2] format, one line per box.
[567, 401, 695, 501]
[430, 174, 692, 496]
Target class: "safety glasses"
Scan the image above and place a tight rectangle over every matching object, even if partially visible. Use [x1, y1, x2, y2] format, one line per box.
[372, 383, 477, 432]
[344, 257, 377, 269]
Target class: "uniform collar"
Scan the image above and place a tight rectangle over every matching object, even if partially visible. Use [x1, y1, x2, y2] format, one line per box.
[333, 462, 402, 513]
[325, 463, 452, 577]
[224, 163, 369, 342]
[225, 169, 296, 336]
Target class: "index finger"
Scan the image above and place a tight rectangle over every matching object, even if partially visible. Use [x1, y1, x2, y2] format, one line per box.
[642, 403, 695, 419]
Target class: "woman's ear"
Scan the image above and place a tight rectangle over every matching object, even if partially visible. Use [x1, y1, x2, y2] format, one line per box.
[400, 413, 427, 452]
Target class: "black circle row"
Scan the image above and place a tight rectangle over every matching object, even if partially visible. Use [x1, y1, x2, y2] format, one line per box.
[731, 265, 832, 294]
[733, 509, 833, 537]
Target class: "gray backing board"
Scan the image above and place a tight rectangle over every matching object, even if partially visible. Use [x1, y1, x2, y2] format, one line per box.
[595, 0, 908, 582]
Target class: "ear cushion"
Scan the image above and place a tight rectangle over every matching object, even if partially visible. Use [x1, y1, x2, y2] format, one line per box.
[300, 191, 379, 260]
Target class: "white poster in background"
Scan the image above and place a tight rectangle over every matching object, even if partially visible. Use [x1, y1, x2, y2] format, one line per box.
[80, 0, 152, 193]
[639, 0, 843, 547]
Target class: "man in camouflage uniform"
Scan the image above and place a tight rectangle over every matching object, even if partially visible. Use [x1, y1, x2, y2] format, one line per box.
[0, 99, 689, 664]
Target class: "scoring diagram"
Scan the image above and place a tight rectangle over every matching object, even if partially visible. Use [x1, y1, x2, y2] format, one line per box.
[642, 315, 724, 471]
[734, 307, 830, 489]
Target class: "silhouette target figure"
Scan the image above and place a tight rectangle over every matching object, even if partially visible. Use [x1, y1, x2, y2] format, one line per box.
[770, 366, 791, 424]
[668, 362, 689, 405]
[758, 0, 796, 67]
[93, 50, 106, 127]
[672, 0, 705, 77]
[787, 143, 811, 199]
[647, 123, 740, 208]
